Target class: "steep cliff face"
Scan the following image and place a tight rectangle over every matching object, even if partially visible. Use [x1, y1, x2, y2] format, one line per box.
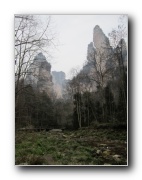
[52, 71, 65, 86]
[93, 26, 114, 70]
[79, 25, 127, 92]
[93, 25, 110, 49]
[87, 42, 96, 63]
[52, 71, 66, 98]
[25, 53, 53, 96]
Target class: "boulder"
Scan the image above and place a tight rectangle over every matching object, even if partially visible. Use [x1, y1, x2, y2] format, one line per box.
[96, 149, 102, 155]
[102, 149, 111, 156]
[112, 154, 121, 162]
[49, 129, 62, 133]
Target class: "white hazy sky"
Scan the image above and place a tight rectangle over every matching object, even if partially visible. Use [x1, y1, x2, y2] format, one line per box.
[47, 15, 127, 79]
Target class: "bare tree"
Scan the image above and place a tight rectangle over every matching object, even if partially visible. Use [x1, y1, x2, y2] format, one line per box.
[15, 15, 56, 105]
[66, 68, 83, 128]
[108, 15, 127, 48]
[108, 15, 127, 113]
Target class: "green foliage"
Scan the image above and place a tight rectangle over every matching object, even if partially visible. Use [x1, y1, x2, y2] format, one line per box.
[72, 67, 127, 129]
[103, 85, 116, 122]
[16, 86, 60, 129]
[16, 63, 127, 131]
[15, 127, 127, 165]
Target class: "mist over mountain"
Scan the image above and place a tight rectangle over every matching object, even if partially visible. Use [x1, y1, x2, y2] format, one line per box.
[15, 15, 128, 166]
[25, 53, 54, 96]
[52, 71, 66, 98]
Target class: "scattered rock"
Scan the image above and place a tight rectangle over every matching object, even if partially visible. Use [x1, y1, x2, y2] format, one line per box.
[62, 134, 68, 138]
[70, 133, 75, 137]
[104, 163, 111, 166]
[99, 144, 107, 147]
[112, 154, 121, 162]
[113, 154, 121, 158]
[102, 149, 111, 156]
[96, 149, 102, 155]
[49, 129, 62, 133]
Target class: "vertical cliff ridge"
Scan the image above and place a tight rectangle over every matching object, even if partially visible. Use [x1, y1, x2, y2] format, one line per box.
[25, 52, 53, 96]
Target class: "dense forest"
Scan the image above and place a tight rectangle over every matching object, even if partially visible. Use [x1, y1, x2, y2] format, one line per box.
[15, 52, 127, 130]
[15, 15, 127, 165]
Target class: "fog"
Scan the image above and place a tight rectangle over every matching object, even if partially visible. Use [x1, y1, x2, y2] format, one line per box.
[42, 15, 127, 79]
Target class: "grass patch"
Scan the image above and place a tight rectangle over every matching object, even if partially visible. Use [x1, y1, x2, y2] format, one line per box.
[15, 127, 127, 165]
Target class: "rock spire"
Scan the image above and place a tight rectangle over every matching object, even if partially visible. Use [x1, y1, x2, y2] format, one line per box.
[25, 53, 53, 96]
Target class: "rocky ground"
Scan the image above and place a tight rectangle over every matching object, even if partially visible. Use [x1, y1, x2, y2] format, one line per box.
[15, 126, 127, 166]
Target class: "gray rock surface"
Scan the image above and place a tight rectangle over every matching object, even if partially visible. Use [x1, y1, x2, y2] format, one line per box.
[93, 25, 110, 49]
[52, 71, 66, 98]
[25, 53, 53, 96]
[49, 129, 62, 133]
[112, 154, 121, 162]
[80, 25, 127, 93]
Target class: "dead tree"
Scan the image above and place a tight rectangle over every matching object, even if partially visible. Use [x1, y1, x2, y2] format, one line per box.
[15, 15, 56, 106]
